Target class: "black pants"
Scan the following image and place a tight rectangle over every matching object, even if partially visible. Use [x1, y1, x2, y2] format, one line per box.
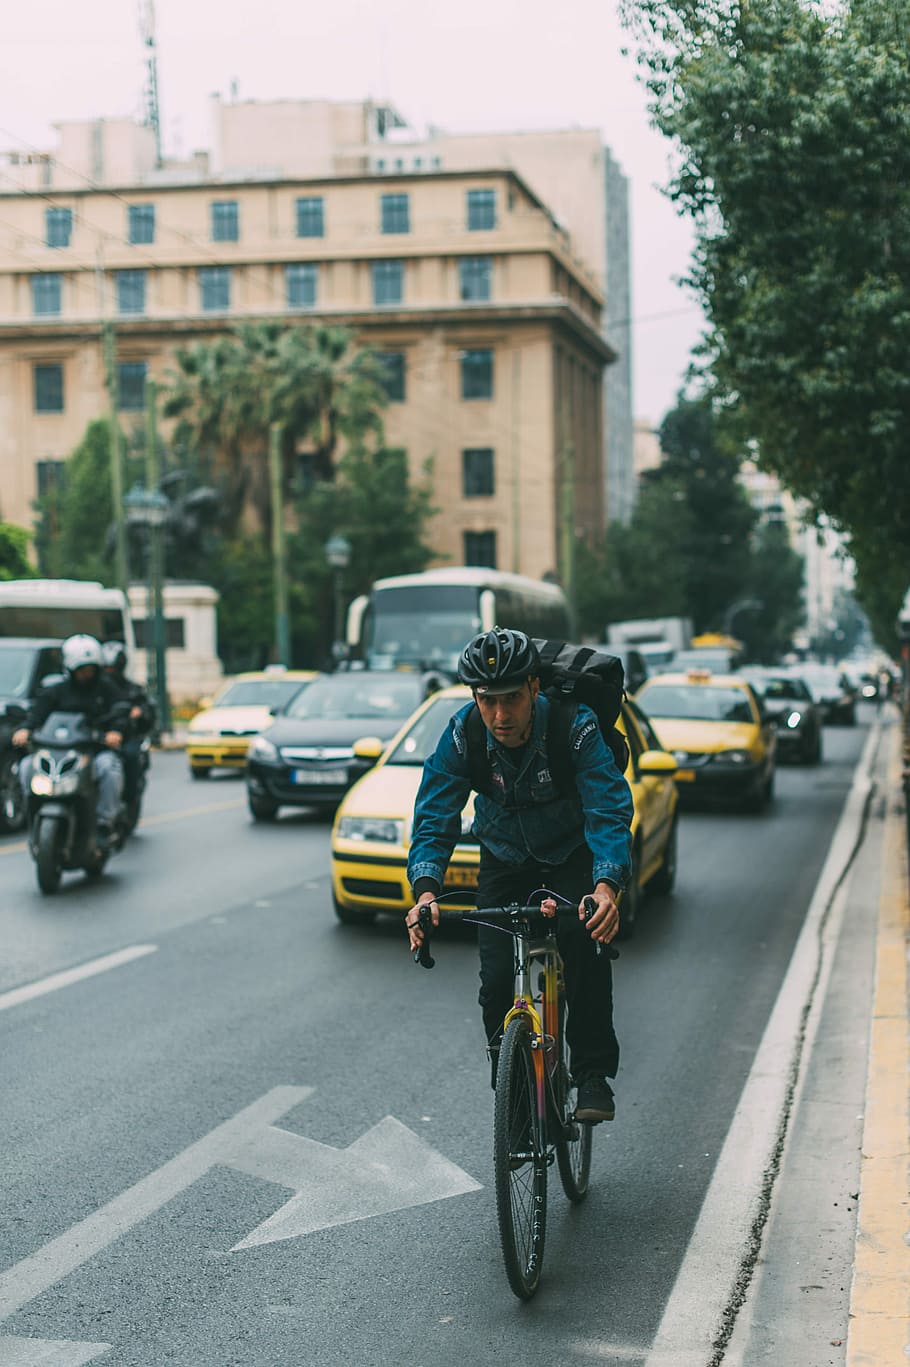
[475, 843, 619, 1080]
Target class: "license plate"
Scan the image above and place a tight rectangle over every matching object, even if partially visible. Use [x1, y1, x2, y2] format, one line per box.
[675, 769, 696, 782]
[446, 867, 478, 887]
[291, 768, 347, 785]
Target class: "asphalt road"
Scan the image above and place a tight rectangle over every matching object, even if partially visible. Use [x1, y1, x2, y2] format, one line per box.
[0, 717, 871, 1367]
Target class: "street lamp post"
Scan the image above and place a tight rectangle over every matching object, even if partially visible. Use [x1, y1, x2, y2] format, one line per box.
[324, 534, 351, 664]
[124, 482, 171, 737]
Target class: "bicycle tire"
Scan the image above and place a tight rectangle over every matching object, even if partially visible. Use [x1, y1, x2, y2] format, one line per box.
[493, 1016, 547, 1300]
[554, 993, 592, 1201]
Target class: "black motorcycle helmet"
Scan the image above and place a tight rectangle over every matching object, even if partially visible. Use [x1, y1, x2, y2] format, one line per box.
[457, 628, 540, 695]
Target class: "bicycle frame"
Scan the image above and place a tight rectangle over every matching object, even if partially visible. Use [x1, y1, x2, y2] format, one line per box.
[501, 921, 567, 1148]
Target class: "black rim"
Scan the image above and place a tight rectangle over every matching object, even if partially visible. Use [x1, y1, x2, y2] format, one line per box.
[494, 1019, 547, 1299]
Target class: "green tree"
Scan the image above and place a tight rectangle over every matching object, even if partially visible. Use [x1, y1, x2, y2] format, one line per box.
[0, 522, 33, 580]
[743, 519, 805, 662]
[621, 0, 910, 651]
[163, 322, 389, 533]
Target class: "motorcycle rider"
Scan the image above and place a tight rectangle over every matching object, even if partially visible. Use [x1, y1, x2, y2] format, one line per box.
[101, 641, 156, 805]
[12, 635, 126, 849]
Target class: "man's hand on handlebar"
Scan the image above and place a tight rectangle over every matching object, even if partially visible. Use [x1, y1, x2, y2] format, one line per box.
[405, 892, 439, 952]
[580, 881, 619, 945]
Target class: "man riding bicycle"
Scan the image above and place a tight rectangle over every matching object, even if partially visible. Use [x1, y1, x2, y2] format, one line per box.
[406, 628, 633, 1122]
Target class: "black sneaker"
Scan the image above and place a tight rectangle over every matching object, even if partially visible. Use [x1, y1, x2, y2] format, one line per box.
[575, 1075, 615, 1123]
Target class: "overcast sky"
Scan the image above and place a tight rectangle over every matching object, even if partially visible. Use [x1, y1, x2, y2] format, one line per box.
[1, 0, 704, 423]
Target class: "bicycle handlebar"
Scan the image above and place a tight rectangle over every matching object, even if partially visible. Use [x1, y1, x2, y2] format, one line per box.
[413, 896, 619, 970]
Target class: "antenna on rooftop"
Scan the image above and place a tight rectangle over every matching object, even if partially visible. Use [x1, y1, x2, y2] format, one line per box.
[138, 0, 162, 165]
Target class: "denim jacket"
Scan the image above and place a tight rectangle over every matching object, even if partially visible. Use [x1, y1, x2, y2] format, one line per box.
[407, 696, 633, 894]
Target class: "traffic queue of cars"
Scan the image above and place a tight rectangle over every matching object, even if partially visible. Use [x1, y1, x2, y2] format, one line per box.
[181, 651, 868, 940]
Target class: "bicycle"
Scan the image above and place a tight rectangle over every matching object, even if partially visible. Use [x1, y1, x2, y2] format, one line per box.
[414, 891, 618, 1300]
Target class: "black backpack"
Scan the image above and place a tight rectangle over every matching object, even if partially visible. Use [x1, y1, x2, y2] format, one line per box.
[465, 639, 629, 799]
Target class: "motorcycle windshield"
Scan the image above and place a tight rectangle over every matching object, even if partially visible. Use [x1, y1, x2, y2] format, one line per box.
[32, 712, 96, 747]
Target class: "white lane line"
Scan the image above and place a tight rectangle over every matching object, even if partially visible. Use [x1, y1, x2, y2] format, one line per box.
[639, 722, 880, 1367]
[0, 945, 157, 1014]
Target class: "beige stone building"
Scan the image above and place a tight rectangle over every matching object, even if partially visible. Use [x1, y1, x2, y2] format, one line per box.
[0, 100, 617, 581]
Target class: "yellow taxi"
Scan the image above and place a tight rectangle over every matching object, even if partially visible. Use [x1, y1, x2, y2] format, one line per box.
[636, 669, 776, 811]
[186, 669, 317, 778]
[331, 685, 679, 938]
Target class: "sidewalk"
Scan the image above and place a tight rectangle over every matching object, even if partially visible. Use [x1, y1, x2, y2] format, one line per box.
[722, 706, 909, 1365]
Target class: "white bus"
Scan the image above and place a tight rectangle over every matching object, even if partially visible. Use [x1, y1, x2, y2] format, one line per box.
[0, 580, 135, 657]
[346, 568, 572, 674]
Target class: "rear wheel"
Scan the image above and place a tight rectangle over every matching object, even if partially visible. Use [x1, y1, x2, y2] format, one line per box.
[494, 1016, 547, 1300]
[332, 894, 377, 926]
[650, 813, 678, 896]
[554, 993, 592, 1202]
[616, 844, 640, 940]
[36, 816, 63, 894]
[0, 753, 25, 833]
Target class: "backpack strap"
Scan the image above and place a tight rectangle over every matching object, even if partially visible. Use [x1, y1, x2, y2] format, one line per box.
[545, 696, 578, 794]
[465, 703, 494, 796]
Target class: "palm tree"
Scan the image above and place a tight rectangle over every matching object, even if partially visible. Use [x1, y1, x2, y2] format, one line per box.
[163, 322, 388, 532]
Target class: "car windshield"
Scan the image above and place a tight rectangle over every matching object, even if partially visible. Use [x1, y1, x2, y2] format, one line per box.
[385, 695, 468, 765]
[286, 674, 421, 721]
[0, 645, 34, 698]
[214, 678, 309, 709]
[762, 676, 811, 702]
[639, 683, 756, 724]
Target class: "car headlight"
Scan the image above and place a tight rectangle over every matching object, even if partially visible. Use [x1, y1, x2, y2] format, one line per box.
[248, 736, 279, 761]
[673, 750, 690, 765]
[336, 816, 404, 844]
[713, 749, 752, 765]
[786, 711, 803, 729]
[460, 809, 473, 836]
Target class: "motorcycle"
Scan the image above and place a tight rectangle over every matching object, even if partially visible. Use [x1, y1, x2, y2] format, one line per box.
[26, 711, 127, 893]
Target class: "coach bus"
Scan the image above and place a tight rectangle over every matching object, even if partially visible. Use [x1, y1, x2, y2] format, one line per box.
[0, 580, 135, 657]
[345, 567, 572, 674]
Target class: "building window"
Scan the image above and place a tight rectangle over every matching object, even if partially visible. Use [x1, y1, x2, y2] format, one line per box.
[286, 263, 318, 309]
[36, 459, 66, 497]
[460, 348, 493, 399]
[296, 196, 325, 238]
[116, 269, 146, 315]
[372, 260, 404, 307]
[34, 363, 64, 413]
[459, 256, 492, 302]
[462, 448, 495, 497]
[467, 189, 496, 231]
[464, 530, 497, 568]
[380, 193, 410, 234]
[199, 266, 231, 311]
[128, 204, 155, 245]
[32, 273, 62, 316]
[378, 352, 406, 402]
[117, 361, 147, 411]
[45, 207, 72, 248]
[211, 200, 239, 242]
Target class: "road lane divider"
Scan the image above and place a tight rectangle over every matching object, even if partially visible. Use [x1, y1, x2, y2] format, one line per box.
[0, 945, 158, 1013]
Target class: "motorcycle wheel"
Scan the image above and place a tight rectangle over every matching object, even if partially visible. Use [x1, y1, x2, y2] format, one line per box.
[0, 753, 26, 833]
[36, 817, 64, 894]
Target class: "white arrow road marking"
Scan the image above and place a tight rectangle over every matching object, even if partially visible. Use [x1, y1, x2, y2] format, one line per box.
[0, 1337, 111, 1365]
[229, 1114, 483, 1249]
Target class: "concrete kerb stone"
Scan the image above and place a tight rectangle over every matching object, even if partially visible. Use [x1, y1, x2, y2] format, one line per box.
[846, 716, 910, 1366]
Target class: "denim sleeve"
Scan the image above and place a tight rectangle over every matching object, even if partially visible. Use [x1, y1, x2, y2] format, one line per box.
[570, 705, 634, 889]
[406, 710, 474, 895]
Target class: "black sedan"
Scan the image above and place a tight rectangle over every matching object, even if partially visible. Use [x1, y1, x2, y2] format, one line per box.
[742, 671, 823, 765]
[245, 670, 444, 820]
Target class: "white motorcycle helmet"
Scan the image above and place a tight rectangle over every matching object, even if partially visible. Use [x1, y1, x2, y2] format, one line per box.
[62, 634, 104, 675]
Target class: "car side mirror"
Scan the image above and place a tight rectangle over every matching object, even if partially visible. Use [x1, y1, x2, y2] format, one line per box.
[352, 736, 385, 763]
[637, 749, 678, 777]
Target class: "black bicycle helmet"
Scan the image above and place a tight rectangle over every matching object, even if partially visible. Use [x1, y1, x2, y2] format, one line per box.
[457, 628, 540, 694]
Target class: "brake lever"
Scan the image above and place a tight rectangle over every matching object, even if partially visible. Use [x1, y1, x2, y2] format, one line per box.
[583, 895, 619, 961]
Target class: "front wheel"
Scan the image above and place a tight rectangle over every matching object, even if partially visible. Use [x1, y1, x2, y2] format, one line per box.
[0, 753, 25, 833]
[494, 1017, 547, 1300]
[650, 813, 678, 896]
[554, 994, 592, 1202]
[248, 793, 279, 822]
[616, 844, 640, 940]
[36, 816, 64, 894]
